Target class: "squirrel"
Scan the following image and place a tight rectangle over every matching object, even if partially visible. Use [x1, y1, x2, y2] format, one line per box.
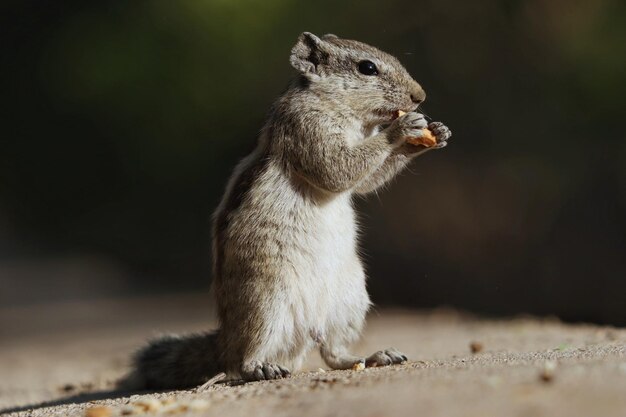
[119, 32, 451, 390]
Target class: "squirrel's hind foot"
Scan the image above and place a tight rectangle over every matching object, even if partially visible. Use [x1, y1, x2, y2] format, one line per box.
[365, 348, 408, 367]
[241, 360, 291, 381]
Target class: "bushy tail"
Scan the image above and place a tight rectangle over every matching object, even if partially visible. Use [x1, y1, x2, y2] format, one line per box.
[117, 331, 222, 390]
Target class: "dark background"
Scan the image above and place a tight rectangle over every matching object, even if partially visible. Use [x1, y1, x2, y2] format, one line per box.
[1, 0, 624, 324]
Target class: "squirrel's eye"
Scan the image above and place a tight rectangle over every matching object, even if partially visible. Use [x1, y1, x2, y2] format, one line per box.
[358, 60, 379, 76]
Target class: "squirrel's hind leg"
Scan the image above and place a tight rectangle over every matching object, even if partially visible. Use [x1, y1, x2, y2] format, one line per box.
[320, 336, 408, 370]
[319, 312, 368, 370]
[219, 299, 298, 382]
[320, 343, 366, 370]
[365, 348, 408, 367]
[240, 360, 291, 381]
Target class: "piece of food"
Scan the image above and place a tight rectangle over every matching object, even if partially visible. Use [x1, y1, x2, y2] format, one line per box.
[395, 110, 437, 147]
[407, 129, 437, 147]
[352, 362, 365, 371]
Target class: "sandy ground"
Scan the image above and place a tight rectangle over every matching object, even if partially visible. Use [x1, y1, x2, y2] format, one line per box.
[1, 294, 625, 417]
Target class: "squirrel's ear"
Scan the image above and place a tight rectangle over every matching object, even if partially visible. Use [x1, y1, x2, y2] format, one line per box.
[290, 32, 325, 76]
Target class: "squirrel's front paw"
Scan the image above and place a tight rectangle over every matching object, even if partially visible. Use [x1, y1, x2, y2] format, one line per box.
[389, 112, 428, 145]
[428, 121, 452, 149]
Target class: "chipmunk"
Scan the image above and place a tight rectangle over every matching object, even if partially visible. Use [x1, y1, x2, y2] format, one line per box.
[120, 32, 451, 389]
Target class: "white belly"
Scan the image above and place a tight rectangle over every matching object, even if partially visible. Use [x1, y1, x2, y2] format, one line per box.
[283, 194, 368, 353]
[248, 172, 370, 367]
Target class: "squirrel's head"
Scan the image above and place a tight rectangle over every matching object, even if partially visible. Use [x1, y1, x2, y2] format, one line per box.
[290, 32, 425, 125]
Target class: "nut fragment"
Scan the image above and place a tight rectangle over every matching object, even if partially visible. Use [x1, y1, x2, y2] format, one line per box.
[352, 362, 365, 371]
[406, 129, 437, 147]
[395, 110, 437, 147]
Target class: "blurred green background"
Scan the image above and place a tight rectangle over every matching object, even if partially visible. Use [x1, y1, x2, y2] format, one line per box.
[1, 0, 624, 324]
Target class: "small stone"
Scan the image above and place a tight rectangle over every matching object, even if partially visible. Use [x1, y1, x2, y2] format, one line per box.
[470, 341, 484, 354]
[540, 360, 557, 382]
[60, 383, 76, 393]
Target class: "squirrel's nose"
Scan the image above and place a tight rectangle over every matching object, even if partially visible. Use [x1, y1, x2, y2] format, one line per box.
[410, 84, 426, 104]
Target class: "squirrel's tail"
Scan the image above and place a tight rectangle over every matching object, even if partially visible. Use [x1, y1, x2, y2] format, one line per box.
[117, 330, 223, 390]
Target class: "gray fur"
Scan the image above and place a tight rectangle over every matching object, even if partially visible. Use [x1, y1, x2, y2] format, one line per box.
[120, 332, 220, 390]
[120, 32, 451, 390]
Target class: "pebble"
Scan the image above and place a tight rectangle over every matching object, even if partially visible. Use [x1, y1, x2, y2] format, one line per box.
[539, 360, 558, 382]
[470, 341, 484, 354]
